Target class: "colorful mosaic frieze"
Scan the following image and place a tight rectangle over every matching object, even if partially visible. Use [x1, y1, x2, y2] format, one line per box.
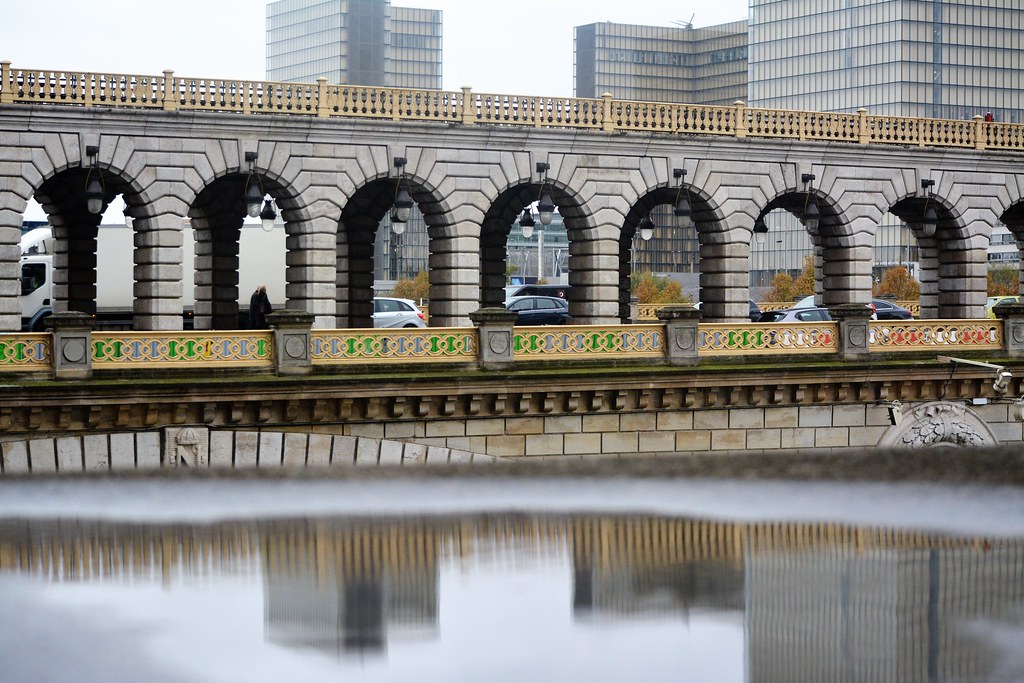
[0, 334, 51, 371]
[92, 332, 274, 369]
[699, 323, 838, 356]
[311, 329, 477, 364]
[868, 321, 1001, 352]
[513, 325, 664, 360]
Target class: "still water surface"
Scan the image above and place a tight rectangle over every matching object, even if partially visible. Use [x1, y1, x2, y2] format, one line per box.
[0, 477, 1021, 683]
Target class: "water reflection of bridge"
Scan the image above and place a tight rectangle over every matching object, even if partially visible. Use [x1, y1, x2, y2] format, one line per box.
[1, 515, 1021, 679]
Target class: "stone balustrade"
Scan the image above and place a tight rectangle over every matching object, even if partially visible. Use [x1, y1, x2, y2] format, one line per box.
[3, 61, 1023, 151]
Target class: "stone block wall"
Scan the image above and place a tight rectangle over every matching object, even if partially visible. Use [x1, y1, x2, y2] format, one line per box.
[2, 399, 1019, 475]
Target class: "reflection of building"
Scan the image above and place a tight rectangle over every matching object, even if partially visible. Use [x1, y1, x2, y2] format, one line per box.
[265, 0, 442, 284]
[261, 521, 440, 656]
[745, 543, 1024, 683]
[2, 513, 1022, 681]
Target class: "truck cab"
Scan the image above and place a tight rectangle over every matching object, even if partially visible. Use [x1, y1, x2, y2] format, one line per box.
[19, 228, 54, 331]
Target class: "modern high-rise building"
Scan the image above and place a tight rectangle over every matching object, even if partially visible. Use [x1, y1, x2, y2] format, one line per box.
[266, 0, 442, 89]
[266, 0, 443, 284]
[747, 0, 1024, 289]
[748, 0, 1024, 123]
[574, 21, 748, 282]
[574, 21, 748, 106]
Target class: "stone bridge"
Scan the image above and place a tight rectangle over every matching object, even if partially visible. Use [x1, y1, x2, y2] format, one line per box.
[2, 62, 1024, 331]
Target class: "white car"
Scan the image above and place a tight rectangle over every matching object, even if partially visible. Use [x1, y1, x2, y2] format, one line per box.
[373, 297, 426, 328]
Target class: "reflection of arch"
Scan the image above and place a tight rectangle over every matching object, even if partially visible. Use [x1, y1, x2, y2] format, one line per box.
[876, 400, 998, 449]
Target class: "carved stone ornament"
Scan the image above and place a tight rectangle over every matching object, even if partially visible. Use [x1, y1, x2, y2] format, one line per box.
[876, 400, 998, 449]
[488, 330, 510, 355]
[171, 427, 208, 467]
[673, 328, 696, 351]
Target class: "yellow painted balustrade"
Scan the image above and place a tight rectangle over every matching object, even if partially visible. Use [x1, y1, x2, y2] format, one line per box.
[0, 316, 1012, 375]
[3, 62, 1022, 151]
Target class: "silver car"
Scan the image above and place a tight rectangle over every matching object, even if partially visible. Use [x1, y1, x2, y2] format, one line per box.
[373, 297, 426, 328]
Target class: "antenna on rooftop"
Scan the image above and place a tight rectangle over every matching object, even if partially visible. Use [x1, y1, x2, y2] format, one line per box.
[673, 14, 696, 29]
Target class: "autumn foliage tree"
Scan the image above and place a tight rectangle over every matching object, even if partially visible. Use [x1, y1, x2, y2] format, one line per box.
[766, 255, 816, 302]
[391, 270, 430, 302]
[873, 266, 920, 300]
[988, 265, 1019, 296]
[631, 273, 690, 304]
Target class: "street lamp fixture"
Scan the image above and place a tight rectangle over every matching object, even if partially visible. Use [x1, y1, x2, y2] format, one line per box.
[519, 207, 536, 239]
[672, 168, 693, 229]
[259, 199, 277, 232]
[535, 162, 555, 226]
[801, 173, 820, 231]
[391, 156, 413, 232]
[920, 178, 937, 237]
[84, 145, 104, 215]
[241, 151, 263, 218]
[638, 214, 655, 241]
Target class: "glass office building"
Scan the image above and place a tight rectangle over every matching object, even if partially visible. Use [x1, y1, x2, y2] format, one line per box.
[574, 21, 748, 278]
[748, 1, 1024, 290]
[574, 21, 748, 106]
[266, 0, 442, 284]
[266, 0, 442, 89]
[749, 0, 1024, 123]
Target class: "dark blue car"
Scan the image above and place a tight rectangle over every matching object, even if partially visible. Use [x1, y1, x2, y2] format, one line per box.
[505, 295, 570, 325]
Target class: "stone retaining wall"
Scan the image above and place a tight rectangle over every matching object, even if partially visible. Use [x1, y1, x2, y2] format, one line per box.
[3, 399, 1019, 475]
[0, 428, 498, 475]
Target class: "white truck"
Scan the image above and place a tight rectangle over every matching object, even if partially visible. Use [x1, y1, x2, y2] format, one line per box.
[19, 223, 286, 331]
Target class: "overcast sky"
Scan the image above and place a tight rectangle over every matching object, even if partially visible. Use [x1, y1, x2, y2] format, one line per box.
[2, 1, 749, 96]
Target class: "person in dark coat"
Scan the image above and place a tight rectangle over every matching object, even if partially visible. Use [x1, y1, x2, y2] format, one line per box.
[249, 285, 272, 328]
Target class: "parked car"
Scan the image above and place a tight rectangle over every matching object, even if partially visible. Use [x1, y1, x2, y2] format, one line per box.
[792, 295, 885, 319]
[504, 284, 570, 300]
[987, 295, 1022, 318]
[694, 300, 761, 321]
[870, 299, 914, 320]
[373, 297, 426, 328]
[505, 295, 570, 325]
[756, 306, 832, 323]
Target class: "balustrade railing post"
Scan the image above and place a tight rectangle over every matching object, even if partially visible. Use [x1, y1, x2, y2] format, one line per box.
[994, 303, 1024, 358]
[0, 61, 12, 104]
[469, 308, 517, 370]
[733, 100, 748, 139]
[460, 86, 475, 125]
[161, 70, 178, 111]
[856, 108, 870, 144]
[316, 77, 330, 118]
[601, 92, 615, 132]
[44, 312, 94, 380]
[973, 114, 987, 150]
[657, 306, 701, 366]
[267, 310, 315, 376]
[829, 304, 873, 361]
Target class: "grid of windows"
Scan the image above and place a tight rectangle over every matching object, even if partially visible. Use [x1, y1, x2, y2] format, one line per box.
[574, 21, 748, 275]
[749, 0, 1024, 122]
[573, 21, 749, 106]
[266, 0, 441, 281]
[266, 0, 441, 89]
